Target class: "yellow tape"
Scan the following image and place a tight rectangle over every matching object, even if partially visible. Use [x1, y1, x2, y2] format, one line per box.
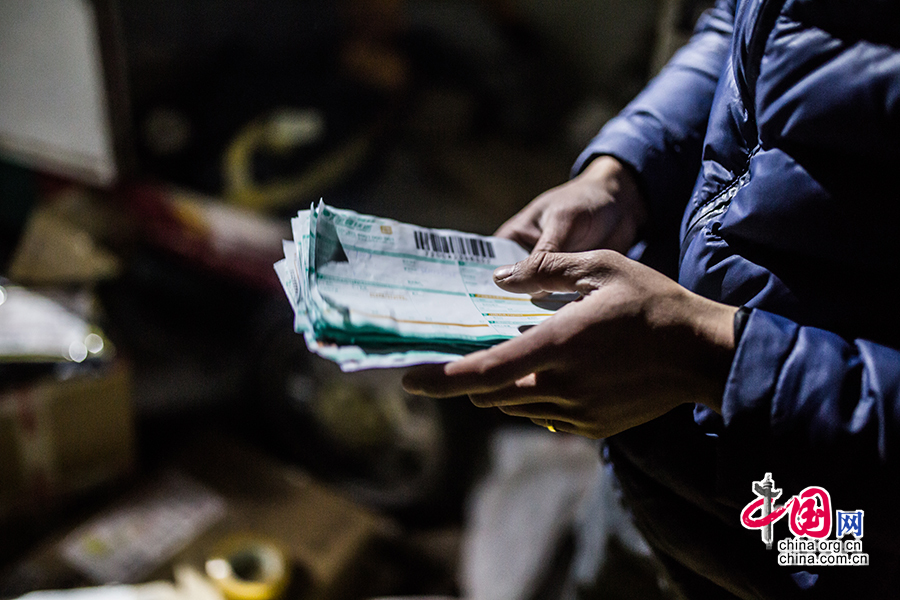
[204, 537, 290, 600]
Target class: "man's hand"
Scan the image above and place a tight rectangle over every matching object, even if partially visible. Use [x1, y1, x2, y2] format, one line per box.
[493, 155, 647, 254]
[402, 251, 738, 439]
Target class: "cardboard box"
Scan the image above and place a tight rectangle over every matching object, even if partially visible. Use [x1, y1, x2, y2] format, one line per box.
[0, 364, 135, 539]
[1, 432, 394, 600]
[162, 433, 395, 600]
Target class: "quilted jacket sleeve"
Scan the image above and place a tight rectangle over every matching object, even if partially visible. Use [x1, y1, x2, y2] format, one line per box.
[720, 308, 900, 543]
[572, 0, 736, 225]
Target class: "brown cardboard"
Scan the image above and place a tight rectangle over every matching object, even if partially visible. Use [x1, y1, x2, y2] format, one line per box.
[0, 363, 135, 522]
[1, 432, 394, 600]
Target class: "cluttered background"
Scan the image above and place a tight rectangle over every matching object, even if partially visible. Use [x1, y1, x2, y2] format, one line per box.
[0, 1, 710, 599]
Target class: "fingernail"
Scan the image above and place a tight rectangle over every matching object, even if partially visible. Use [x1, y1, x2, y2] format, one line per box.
[493, 265, 514, 281]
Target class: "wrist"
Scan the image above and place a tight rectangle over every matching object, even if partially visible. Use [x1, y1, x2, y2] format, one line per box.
[690, 299, 739, 414]
[579, 155, 648, 231]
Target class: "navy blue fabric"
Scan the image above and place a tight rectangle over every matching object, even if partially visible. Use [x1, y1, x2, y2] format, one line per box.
[575, 0, 900, 597]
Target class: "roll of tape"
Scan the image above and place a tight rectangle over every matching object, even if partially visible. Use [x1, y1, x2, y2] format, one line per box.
[204, 537, 290, 600]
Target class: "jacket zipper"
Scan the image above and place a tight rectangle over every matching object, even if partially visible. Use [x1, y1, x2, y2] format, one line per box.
[679, 159, 754, 266]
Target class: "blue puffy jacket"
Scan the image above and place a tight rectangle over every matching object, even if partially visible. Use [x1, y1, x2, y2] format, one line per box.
[574, 0, 900, 597]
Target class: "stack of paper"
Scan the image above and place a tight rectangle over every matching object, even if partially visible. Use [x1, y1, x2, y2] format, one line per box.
[274, 201, 569, 371]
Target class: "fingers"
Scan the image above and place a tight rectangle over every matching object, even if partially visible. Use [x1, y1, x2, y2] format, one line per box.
[493, 215, 541, 251]
[403, 357, 578, 435]
[531, 218, 569, 253]
[530, 417, 573, 434]
[494, 251, 615, 296]
[495, 401, 566, 422]
[402, 327, 557, 398]
[493, 192, 579, 254]
[468, 372, 562, 407]
[496, 210, 579, 255]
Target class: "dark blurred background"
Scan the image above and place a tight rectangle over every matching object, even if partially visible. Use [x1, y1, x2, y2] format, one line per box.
[0, 1, 709, 599]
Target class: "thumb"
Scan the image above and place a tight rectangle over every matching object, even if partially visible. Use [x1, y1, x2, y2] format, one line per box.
[493, 251, 610, 295]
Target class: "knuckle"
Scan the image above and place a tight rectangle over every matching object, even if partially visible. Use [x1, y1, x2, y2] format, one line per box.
[547, 203, 577, 222]
[531, 251, 559, 275]
[591, 248, 619, 266]
[578, 249, 620, 284]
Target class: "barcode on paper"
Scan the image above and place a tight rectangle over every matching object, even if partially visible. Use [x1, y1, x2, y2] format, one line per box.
[414, 230, 496, 259]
